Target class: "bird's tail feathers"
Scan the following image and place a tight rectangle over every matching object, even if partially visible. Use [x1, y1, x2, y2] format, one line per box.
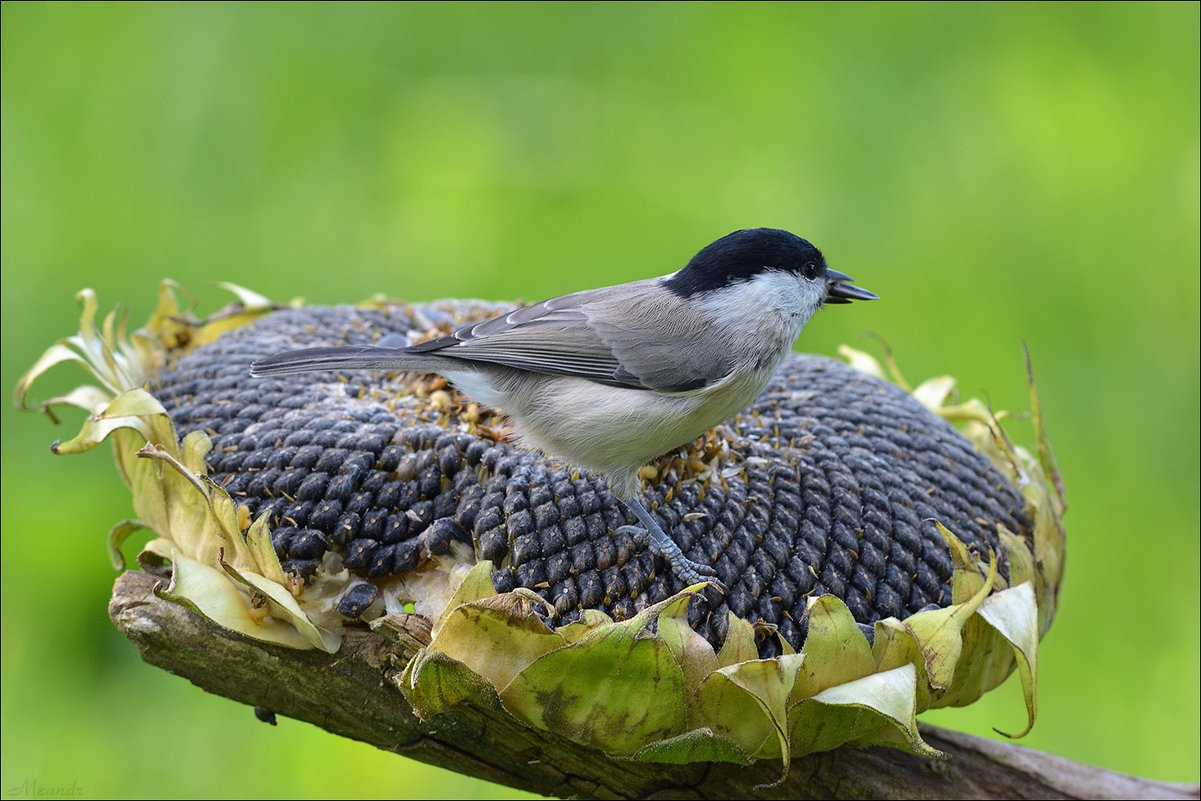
[250, 346, 434, 377]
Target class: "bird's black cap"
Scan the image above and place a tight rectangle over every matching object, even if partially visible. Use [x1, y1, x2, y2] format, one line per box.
[664, 228, 827, 298]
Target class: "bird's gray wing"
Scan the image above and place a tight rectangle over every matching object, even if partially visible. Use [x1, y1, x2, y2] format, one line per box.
[408, 284, 734, 392]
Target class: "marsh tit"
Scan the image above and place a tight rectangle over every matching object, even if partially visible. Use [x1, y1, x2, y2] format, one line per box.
[250, 228, 878, 589]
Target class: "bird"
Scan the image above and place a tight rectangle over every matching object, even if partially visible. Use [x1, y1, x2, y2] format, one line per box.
[250, 228, 878, 590]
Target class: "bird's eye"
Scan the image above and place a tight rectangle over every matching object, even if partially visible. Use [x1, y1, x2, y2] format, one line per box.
[800, 261, 821, 280]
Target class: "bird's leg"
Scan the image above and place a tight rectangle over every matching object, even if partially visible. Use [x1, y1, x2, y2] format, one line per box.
[617, 497, 725, 591]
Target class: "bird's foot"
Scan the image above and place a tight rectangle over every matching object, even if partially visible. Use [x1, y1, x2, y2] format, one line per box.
[618, 497, 726, 592]
[618, 524, 723, 589]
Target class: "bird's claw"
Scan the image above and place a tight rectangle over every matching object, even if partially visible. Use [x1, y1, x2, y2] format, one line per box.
[616, 523, 649, 548]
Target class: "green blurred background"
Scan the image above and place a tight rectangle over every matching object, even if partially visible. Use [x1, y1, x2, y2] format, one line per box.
[3, 2, 1197, 797]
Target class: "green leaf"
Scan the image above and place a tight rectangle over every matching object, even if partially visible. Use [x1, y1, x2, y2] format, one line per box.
[716, 613, 758, 667]
[650, 589, 717, 700]
[793, 595, 876, 698]
[430, 591, 565, 691]
[793, 664, 942, 758]
[694, 664, 779, 759]
[633, 727, 752, 765]
[401, 648, 503, 720]
[976, 582, 1039, 737]
[502, 613, 687, 754]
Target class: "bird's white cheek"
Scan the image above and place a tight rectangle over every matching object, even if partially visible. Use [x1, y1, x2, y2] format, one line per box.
[691, 272, 818, 344]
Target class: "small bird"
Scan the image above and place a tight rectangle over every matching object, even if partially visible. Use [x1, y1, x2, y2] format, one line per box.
[251, 228, 877, 589]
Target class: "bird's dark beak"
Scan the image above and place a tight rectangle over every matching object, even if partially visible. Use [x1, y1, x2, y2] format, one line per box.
[825, 269, 879, 304]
